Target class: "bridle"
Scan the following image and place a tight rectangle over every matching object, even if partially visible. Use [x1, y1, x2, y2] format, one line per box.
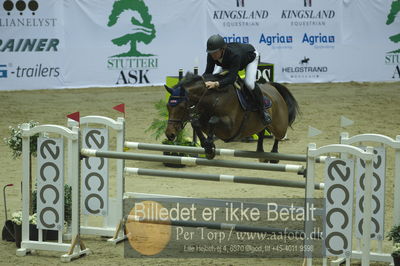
[167, 93, 190, 129]
[167, 81, 218, 129]
[168, 83, 207, 128]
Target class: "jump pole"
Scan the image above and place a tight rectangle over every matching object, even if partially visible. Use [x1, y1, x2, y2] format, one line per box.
[125, 141, 329, 163]
[81, 149, 305, 174]
[124, 167, 324, 190]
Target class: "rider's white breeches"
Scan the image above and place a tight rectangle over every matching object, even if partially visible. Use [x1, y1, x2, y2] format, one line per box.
[244, 50, 259, 90]
[213, 50, 259, 90]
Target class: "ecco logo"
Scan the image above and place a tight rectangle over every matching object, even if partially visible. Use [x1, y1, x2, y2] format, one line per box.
[0, 64, 7, 78]
[37, 138, 64, 230]
[325, 159, 352, 256]
[3, 0, 39, 15]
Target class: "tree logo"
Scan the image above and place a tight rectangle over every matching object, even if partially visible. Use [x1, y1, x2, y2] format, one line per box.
[386, 0, 400, 53]
[107, 0, 156, 57]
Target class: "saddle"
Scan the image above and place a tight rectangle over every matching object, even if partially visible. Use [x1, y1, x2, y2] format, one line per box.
[208, 72, 272, 112]
[234, 78, 272, 112]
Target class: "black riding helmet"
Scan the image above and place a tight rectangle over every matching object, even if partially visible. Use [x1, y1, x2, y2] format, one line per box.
[206, 34, 226, 53]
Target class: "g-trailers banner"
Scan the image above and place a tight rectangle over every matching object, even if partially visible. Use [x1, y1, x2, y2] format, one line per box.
[0, 0, 399, 91]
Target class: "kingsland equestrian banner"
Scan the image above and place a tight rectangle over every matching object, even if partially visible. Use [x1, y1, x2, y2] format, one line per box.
[0, 0, 399, 90]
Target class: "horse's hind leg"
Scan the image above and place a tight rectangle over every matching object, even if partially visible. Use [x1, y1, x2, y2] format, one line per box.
[257, 131, 280, 164]
[269, 139, 280, 164]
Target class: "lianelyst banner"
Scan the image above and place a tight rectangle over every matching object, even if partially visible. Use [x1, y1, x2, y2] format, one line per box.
[0, 0, 64, 90]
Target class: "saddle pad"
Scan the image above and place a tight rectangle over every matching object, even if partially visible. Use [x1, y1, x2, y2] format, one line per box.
[235, 88, 272, 111]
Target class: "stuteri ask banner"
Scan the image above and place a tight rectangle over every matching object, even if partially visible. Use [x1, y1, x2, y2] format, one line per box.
[0, 0, 399, 90]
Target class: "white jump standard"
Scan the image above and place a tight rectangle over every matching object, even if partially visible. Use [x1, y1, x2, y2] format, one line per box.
[68, 116, 126, 244]
[17, 124, 91, 262]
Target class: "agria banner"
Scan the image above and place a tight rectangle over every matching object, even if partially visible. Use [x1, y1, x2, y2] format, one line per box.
[0, 0, 399, 90]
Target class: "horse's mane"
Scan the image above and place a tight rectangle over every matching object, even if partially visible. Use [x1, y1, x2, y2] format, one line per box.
[176, 72, 204, 89]
[202, 73, 220, 82]
[176, 72, 223, 89]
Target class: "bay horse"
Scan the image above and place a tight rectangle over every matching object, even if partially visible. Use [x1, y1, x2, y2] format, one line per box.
[164, 72, 299, 162]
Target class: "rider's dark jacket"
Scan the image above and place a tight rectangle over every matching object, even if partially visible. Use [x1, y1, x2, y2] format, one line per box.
[203, 42, 256, 88]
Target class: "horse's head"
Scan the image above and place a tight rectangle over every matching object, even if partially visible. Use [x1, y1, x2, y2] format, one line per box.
[164, 72, 206, 141]
[164, 84, 190, 141]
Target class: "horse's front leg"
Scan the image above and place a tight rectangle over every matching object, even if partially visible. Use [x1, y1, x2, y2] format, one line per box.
[203, 116, 219, 159]
[191, 117, 216, 159]
[191, 119, 207, 147]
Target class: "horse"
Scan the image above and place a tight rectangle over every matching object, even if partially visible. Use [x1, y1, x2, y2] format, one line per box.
[164, 72, 300, 162]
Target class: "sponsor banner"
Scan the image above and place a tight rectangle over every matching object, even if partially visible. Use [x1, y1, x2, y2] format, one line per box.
[0, 0, 399, 90]
[63, 0, 205, 88]
[331, 0, 400, 82]
[206, 0, 341, 83]
[0, 0, 64, 90]
[265, 0, 340, 82]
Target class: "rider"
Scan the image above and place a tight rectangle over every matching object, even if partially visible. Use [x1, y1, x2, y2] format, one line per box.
[203, 34, 271, 125]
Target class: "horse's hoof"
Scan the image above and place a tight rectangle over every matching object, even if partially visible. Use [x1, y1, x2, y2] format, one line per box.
[205, 151, 215, 160]
[204, 142, 216, 160]
[258, 158, 280, 164]
[204, 145, 216, 159]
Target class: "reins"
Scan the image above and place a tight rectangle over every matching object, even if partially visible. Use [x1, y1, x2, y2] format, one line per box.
[167, 78, 220, 130]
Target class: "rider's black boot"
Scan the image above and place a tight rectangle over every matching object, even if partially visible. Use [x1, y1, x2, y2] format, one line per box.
[252, 84, 272, 125]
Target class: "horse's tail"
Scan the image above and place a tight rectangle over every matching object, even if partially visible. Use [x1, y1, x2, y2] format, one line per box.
[271, 82, 300, 127]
